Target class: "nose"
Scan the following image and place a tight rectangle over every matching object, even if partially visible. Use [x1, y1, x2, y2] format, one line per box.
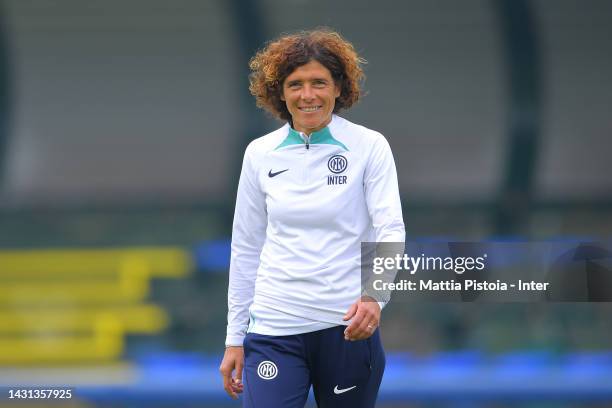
[300, 84, 314, 101]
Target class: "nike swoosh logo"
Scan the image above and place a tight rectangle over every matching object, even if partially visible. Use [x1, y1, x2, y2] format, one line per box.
[333, 385, 357, 395]
[268, 169, 289, 178]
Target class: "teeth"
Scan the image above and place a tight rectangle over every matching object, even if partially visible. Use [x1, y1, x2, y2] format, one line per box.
[300, 106, 320, 112]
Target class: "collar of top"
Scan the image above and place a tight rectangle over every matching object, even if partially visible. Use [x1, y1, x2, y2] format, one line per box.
[275, 115, 349, 151]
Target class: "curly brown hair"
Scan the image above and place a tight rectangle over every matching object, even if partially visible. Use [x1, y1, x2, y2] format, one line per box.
[249, 28, 366, 122]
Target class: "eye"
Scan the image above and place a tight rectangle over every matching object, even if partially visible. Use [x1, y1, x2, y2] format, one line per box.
[287, 81, 301, 89]
[313, 80, 327, 88]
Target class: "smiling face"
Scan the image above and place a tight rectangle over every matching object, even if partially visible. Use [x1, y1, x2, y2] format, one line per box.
[281, 60, 341, 135]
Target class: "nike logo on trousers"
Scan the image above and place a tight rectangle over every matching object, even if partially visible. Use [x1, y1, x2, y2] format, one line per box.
[333, 385, 357, 394]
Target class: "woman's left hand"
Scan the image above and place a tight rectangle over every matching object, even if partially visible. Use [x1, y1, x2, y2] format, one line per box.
[342, 296, 381, 341]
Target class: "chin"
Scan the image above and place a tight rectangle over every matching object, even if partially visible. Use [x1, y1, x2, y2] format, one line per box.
[305, 117, 325, 128]
[293, 113, 328, 132]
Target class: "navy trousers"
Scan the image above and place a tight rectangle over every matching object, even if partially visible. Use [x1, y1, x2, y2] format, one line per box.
[243, 325, 385, 408]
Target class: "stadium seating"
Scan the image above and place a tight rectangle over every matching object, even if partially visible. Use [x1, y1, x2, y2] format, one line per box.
[0, 247, 191, 365]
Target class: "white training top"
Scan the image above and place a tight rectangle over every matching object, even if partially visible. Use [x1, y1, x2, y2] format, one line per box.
[225, 115, 405, 346]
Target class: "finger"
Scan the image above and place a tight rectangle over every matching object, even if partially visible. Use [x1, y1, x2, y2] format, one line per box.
[343, 301, 360, 340]
[356, 318, 377, 340]
[343, 302, 358, 321]
[360, 306, 380, 335]
[223, 373, 237, 399]
[345, 307, 367, 340]
[233, 360, 244, 393]
[348, 306, 378, 340]
[350, 324, 367, 340]
[345, 313, 364, 339]
[231, 378, 244, 394]
[236, 359, 244, 383]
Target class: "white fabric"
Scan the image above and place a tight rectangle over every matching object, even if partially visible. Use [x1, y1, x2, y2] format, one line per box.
[225, 115, 405, 346]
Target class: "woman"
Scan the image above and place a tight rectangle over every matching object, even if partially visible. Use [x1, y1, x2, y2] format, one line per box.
[219, 28, 405, 408]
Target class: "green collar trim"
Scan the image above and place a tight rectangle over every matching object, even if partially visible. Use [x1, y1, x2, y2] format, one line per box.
[275, 125, 349, 151]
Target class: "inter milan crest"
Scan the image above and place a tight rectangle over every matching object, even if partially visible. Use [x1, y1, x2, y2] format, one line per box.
[327, 155, 348, 185]
[327, 155, 348, 174]
[257, 361, 278, 380]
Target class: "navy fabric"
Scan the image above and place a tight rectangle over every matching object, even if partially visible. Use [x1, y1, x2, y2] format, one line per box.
[243, 325, 385, 408]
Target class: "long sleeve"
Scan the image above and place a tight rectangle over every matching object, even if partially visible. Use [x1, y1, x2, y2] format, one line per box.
[363, 134, 405, 309]
[364, 134, 405, 244]
[225, 143, 267, 346]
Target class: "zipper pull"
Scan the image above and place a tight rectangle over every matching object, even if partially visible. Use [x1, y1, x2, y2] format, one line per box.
[306, 140, 309, 150]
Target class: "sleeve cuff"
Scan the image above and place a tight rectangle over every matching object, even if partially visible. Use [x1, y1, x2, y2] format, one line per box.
[225, 335, 245, 347]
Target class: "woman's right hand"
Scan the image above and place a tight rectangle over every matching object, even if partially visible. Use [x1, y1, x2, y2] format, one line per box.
[219, 346, 245, 399]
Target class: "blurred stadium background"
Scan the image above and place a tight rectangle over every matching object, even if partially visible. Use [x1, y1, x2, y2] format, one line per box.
[0, 0, 611, 407]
